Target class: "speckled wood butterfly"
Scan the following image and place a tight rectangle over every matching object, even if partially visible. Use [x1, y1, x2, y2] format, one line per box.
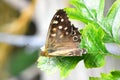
[41, 9, 86, 56]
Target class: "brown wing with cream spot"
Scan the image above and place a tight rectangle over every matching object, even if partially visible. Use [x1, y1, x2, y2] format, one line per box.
[44, 9, 86, 56]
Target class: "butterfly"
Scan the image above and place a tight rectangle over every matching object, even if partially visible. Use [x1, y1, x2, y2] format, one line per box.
[41, 9, 86, 56]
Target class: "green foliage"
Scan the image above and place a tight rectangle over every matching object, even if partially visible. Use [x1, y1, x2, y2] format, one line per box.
[9, 48, 39, 76]
[38, 56, 83, 78]
[80, 23, 108, 68]
[106, 0, 120, 44]
[90, 70, 120, 80]
[37, 0, 120, 78]
[64, 0, 104, 23]
[65, 0, 120, 44]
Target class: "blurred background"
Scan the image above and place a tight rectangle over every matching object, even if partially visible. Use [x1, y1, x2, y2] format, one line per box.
[0, 0, 120, 80]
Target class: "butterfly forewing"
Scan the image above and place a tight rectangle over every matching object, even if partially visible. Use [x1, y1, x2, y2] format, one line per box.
[42, 9, 86, 56]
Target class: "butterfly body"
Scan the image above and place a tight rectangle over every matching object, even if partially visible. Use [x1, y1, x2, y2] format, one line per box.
[41, 9, 86, 56]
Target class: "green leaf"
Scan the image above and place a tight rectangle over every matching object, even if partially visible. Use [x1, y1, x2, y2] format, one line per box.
[64, 0, 110, 38]
[80, 23, 108, 68]
[102, 33, 114, 43]
[90, 77, 101, 80]
[83, 0, 105, 21]
[37, 56, 83, 78]
[106, 0, 120, 44]
[64, 8, 94, 24]
[90, 70, 120, 80]
[64, 1, 94, 24]
[56, 57, 83, 78]
[64, 0, 104, 24]
[37, 56, 58, 74]
[97, 0, 104, 21]
[9, 48, 39, 76]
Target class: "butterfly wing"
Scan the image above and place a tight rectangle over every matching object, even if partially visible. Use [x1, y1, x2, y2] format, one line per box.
[43, 9, 86, 56]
